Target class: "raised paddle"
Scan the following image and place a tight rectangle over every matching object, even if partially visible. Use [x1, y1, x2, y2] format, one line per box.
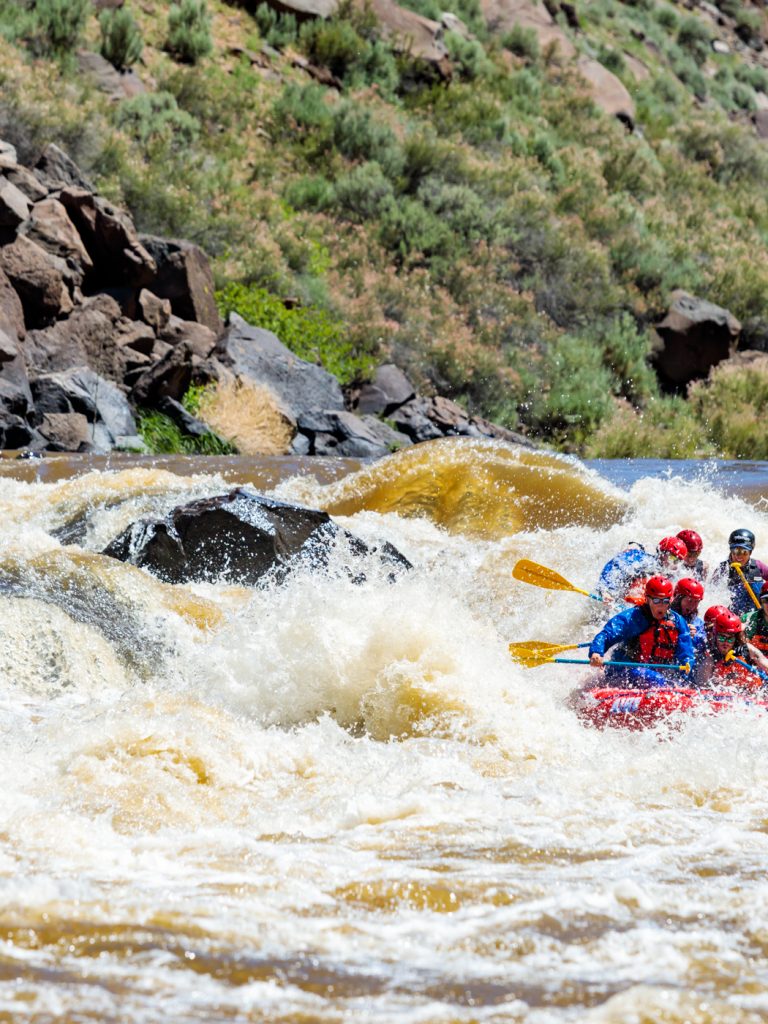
[725, 649, 768, 684]
[512, 559, 604, 602]
[508, 640, 591, 667]
[730, 562, 761, 610]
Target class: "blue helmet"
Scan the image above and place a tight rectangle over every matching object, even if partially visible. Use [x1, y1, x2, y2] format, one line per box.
[729, 528, 755, 551]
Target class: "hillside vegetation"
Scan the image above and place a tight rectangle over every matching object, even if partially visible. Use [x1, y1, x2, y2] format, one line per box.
[3, 0, 768, 456]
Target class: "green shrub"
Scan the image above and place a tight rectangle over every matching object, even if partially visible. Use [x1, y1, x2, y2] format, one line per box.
[417, 177, 493, 245]
[137, 405, 237, 455]
[731, 81, 757, 111]
[216, 283, 375, 383]
[734, 61, 768, 93]
[501, 24, 540, 61]
[585, 396, 712, 458]
[597, 44, 626, 75]
[33, 0, 90, 56]
[253, 2, 298, 48]
[283, 175, 335, 212]
[444, 31, 490, 81]
[525, 334, 614, 447]
[735, 7, 762, 44]
[689, 363, 768, 458]
[333, 161, 395, 222]
[299, 17, 365, 79]
[115, 92, 200, 150]
[99, 5, 143, 70]
[331, 103, 404, 179]
[676, 119, 768, 185]
[597, 312, 658, 404]
[378, 196, 453, 265]
[0, 0, 37, 44]
[655, 6, 679, 31]
[166, 0, 213, 64]
[677, 15, 712, 65]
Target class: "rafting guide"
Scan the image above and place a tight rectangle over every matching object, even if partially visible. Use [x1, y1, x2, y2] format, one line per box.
[711, 528, 768, 616]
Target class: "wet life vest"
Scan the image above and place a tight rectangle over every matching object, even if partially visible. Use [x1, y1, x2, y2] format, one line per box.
[729, 559, 765, 602]
[713, 658, 760, 690]
[628, 615, 680, 664]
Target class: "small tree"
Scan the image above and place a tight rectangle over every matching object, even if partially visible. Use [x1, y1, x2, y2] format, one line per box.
[34, 0, 89, 56]
[100, 5, 143, 71]
[166, 0, 213, 64]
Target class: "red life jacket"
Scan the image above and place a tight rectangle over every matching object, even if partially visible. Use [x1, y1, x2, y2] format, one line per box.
[713, 659, 760, 689]
[630, 614, 680, 663]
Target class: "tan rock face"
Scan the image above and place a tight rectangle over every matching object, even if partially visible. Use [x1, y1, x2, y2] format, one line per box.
[576, 56, 636, 125]
[480, 0, 575, 61]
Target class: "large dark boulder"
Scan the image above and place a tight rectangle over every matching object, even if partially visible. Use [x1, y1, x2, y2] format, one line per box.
[653, 290, 741, 390]
[215, 312, 344, 421]
[101, 488, 412, 585]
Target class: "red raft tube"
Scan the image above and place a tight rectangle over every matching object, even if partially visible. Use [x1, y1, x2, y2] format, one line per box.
[576, 686, 768, 731]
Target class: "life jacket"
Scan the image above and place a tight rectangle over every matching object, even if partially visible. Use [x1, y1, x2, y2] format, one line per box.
[713, 657, 760, 690]
[626, 611, 680, 663]
[728, 559, 765, 604]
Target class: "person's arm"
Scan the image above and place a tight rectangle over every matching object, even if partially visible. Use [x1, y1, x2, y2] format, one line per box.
[747, 642, 768, 675]
[589, 608, 638, 666]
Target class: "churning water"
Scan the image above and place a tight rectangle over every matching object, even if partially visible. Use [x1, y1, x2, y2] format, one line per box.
[1, 438, 768, 1023]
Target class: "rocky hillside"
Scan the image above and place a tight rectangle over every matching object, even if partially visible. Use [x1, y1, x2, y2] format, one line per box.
[3, 0, 768, 457]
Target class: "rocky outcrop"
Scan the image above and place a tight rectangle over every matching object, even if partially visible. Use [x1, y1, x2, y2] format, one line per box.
[0, 136, 536, 458]
[101, 488, 412, 585]
[653, 290, 741, 391]
[0, 139, 222, 452]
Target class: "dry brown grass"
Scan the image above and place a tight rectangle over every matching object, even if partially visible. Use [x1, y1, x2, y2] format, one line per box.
[197, 379, 295, 455]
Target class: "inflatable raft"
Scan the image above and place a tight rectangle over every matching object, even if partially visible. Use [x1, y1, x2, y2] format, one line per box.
[576, 686, 768, 730]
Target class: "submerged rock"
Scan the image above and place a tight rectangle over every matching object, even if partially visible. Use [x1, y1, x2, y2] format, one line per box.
[101, 488, 412, 585]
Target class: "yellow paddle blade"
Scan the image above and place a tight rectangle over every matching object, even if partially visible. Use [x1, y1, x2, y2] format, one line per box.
[512, 558, 591, 597]
[508, 640, 582, 667]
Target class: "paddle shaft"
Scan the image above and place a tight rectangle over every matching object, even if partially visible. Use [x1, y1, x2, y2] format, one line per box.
[731, 562, 761, 610]
[552, 657, 690, 672]
[726, 651, 768, 684]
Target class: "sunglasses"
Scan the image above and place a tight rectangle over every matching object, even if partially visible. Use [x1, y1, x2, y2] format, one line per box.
[730, 547, 751, 557]
[662, 553, 682, 562]
[649, 597, 671, 605]
[716, 633, 736, 644]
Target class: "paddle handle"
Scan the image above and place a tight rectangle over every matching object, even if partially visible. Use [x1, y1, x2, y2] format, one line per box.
[731, 562, 761, 610]
[553, 657, 691, 672]
[726, 652, 768, 684]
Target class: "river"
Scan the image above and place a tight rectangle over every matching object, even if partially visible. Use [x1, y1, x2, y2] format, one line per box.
[1, 438, 767, 1022]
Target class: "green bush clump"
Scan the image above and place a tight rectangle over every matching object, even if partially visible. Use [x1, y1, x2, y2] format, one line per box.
[585, 397, 712, 458]
[501, 24, 540, 61]
[416, 177, 493, 245]
[597, 45, 626, 75]
[99, 4, 143, 70]
[137, 390, 238, 455]
[524, 334, 614, 447]
[254, 3, 298, 48]
[299, 17, 365, 79]
[676, 119, 768, 185]
[166, 0, 213, 64]
[655, 6, 679, 31]
[333, 161, 395, 221]
[734, 62, 768, 93]
[677, 15, 712, 65]
[689, 363, 768, 457]
[216, 283, 375, 383]
[331, 103, 404, 179]
[283, 175, 335, 212]
[34, 0, 90, 56]
[597, 312, 658, 404]
[378, 196, 453, 266]
[444, 31, 491, 81]
[115, 92, 200, 150]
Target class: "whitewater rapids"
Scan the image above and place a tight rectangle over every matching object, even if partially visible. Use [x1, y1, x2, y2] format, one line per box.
[0, 437, 767, 1023]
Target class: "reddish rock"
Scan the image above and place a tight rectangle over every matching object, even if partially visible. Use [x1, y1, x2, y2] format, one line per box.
[653, 291, 741, 389]
[0, 235, 73, 326]
[140, 236, 222, 335]
[21, 196, 93, 278]
[58, 188, 157, 288]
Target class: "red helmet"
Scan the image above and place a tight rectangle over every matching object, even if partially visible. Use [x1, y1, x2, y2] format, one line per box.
[704, 604, 729, 627]
[658, 536, 688, 560]
[677, 529, 703, 554]
[714, 609, 742, 635]
[645, 575, 674, 600]
[674, 577, 704, 601]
